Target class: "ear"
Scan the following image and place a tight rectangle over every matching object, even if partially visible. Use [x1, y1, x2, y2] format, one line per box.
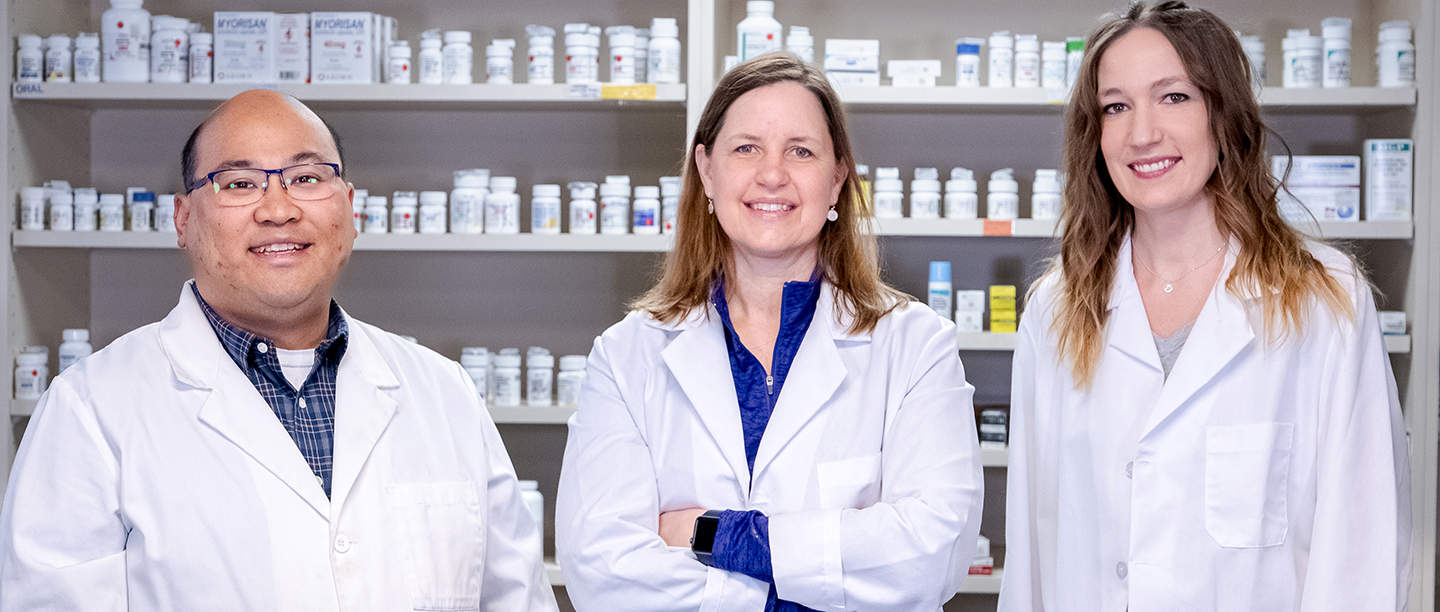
[829, 161, 847, 206]
[174, 192, 194, 249]
[345, 182, 358, 239]
[694, 143, 714, 199]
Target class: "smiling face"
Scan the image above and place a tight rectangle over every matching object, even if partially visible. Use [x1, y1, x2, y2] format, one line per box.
[695, 81, 845, 266]
[175, 91, 356, 324]
[1098, 27, 1218, 216]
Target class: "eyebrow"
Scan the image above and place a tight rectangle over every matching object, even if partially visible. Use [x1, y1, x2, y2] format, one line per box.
[206, 151, 331, 173]
[1099, 75, 1191, 98]
[726, 132, 823, 145]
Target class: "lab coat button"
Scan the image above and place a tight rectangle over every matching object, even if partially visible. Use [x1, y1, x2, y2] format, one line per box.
[334, 535, 351, 553]
[1125, 461, 1133, 478]
[256, 342, 269, 354]
[1116, 562, 1128, 579]
[298, 397, 308, 409]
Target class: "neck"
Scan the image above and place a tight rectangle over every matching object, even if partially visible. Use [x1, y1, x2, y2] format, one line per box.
[723, 248, 817, 322]
[1131, 197, 1227, 277]
[195, 283, 332, 350]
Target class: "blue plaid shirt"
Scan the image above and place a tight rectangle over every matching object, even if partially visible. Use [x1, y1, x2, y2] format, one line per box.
[191, 284, 349, 498]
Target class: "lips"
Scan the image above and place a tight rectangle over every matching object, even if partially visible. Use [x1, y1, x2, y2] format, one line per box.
[1129, 157, 1179, 178]
[744, 200, 797, 213]
[249, 241, 312, 256]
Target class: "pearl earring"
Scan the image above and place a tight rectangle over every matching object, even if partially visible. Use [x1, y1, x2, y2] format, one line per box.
[707, 198, 714, 214]
[826, 206, 838, 222]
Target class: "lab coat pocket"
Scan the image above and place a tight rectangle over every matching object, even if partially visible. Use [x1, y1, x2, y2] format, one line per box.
[817, 452, 883, 509]
[1204, 423, 1293, 548]
[388, 481, 486, 611]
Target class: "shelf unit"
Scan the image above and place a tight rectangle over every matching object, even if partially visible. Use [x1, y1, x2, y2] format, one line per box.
[4, 1, 1435, 610]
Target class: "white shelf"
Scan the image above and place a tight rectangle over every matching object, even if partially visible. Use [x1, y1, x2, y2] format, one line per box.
[1386, 335, 1412, 354]
[958, 332, 1019, 351]
[1297, 221, 1414, 240]
[873, 218, 1059, 238]
[836, 85, 1415, 112]
[489, 404, 576, 425]
[11, 230, 674, 253]
[11, 82, 688, 110]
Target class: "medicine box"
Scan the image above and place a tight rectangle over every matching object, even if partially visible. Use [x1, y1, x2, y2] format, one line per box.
[1364, 139, 1413, 222]
[989, 284, 1017, 299]
[955, 290, 986, 313]
[826, 71, 880, 87]
[1379, 311, 1407, 335]
[1271, 155, 1361, 186]
[311, 12, 374, 83]
[214, 12, 278, 83]
[276, 13, 309, 83]
[1277, 186, 1360, 222]
[824, 38, 880, 73]
[892, 74, 937, 87]
[954, 310, 983, 333]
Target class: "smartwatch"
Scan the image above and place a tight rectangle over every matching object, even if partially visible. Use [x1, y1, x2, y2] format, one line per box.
[690, 509, 723, 567]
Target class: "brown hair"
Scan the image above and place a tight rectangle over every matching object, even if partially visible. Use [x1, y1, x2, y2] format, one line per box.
[1051, 0, 1353, 385]
[633, 53, 907, 332]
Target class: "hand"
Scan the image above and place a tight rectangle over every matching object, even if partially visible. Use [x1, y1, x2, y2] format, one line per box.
[658, 507, 708, 547]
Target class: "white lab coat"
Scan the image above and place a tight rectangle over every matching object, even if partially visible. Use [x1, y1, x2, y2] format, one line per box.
[0, 283, 557, 611]
[998, 237, 1411, 612]
[556, 284, 984, 611]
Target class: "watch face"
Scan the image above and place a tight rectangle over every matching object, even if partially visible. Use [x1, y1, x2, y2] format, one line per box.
[691, 515, 719, 553]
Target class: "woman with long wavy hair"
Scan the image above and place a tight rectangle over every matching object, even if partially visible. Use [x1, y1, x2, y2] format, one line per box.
[999, 2, 1411, 610]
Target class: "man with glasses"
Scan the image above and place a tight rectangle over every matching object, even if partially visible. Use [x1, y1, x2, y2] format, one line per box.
[0, 90, 558, 610]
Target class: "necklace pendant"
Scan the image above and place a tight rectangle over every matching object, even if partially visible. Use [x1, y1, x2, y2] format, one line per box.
[1163, 283, 1175, 294]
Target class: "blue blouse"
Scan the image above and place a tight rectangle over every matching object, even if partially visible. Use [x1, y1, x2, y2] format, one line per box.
[709, 272, 823, 612]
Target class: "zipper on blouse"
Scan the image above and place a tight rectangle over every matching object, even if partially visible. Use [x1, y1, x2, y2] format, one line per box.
[766, 374, 774, 395]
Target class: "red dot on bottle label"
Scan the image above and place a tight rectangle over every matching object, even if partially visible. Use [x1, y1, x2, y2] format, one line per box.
[30, 370, 37, 376]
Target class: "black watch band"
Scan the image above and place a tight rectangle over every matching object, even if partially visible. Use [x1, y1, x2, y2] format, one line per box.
[690, 509, 724, 567]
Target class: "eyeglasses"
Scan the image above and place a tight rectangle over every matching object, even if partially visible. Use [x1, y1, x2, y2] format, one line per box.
[185, 162, 344, 207]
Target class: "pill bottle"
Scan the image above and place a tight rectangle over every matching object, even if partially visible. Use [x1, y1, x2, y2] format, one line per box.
[557, 354, 587, 405]
[659, 176, 681, 233]
[648, 17, 681, 84]
[633, 185, 660, 234]
[565, 23, 598, 84]
[1239, 35, 1264, 87]
[391, 191, 418, 234]
[1041, 41, 1065, 89]
[633, 27, 650, 83]
[1291, 34, 1322, 88]
[1377, 21, 1415, 87]
[910, 169, 941, 219]
[492, 353, 522, 407]
[737, 1, 782, 62]
[944, 168, 978, 219]
[955, 37, 982, 87]
[1013, 34, 1040, 88]
[73, 188, 98, 231]
[873, 171, 903, 219]
[526, 25, 555, 84]
[1031, 169, 1062, 220]
[16, 34, 42, 82]
[59, 329, 92, 371]
[149, 16, 187, 83]
[986, 168, 1019, 220]
[518, 480, 545, 560]
[461, 347, 488, 402]
[48, 190, 74, 231]
[599, 180, 630, 234]
[786, 26, 813, 63]
[128, 191, 155, 231]
[451, 169, 489, 234]
[419, 33, 443, 84]
[350, 188, 367, 232]
[1321, 18, 1351, 88]
[988, 31, 1013, 87]
[99, 193, 125, 231]
[14, 351, 47, 400]
[1065, 37, 1084, 88]
[568, 181, 598, 234]
[154, 193, 176, 231]
[387, 42, 412, 84]
[418, 190, 447, 233]
[485, 176, 520, 234]
[606, 26, 636, 84]
[486, 38, 515, 84]
[363, 195, 388, 233]
[187, 31, 210, 83]
[443, 30, 473, 84]
[928, 261, 952, 317]
[527, 353, 554, 406]
[531, 183, 562, 234]
[20, 186, 46, 230]
[74, 33, 102, 83]
[102, 0, 151, 83]
[45, 34, 73, 82]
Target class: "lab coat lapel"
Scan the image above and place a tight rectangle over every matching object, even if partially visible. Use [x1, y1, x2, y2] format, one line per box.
[329, 315, 400, 516]
[660, 307, 751, 493]
[1107, 238, 1163, 372]
[159, 284, 331, 520]
[751, 286, 847, 482]
[1140, 245, 1256, 438]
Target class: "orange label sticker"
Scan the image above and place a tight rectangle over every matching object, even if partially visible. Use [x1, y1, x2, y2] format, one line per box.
[982, 220, 1013, 236]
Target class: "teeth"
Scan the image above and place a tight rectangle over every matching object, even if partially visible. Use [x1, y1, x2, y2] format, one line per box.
[1133, 159, 1176, 173]
[750, 202, 792, 212]
[254, 243, 303, 254]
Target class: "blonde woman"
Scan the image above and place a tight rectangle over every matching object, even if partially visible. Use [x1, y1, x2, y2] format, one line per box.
[999, 2, 1411, 610]
[557, 54, 983, 611]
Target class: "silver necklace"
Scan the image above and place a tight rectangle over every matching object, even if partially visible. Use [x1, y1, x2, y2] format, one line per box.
[1136, 243, 1226, 294]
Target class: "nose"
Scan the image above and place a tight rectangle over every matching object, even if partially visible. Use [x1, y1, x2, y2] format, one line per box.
[1127, 104, 1162, 150]
[253, 175, 302, 225]
[754, 149, 790, 189]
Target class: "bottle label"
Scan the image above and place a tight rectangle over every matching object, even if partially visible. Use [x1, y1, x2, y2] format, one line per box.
[741, 31, 780, 62]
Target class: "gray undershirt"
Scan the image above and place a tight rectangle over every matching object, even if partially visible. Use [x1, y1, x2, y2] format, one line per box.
[1153, 322, 1195, 379]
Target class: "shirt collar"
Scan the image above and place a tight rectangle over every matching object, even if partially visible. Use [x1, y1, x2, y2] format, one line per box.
[190, 283, 348, 373]
[712, 268, 824, 334]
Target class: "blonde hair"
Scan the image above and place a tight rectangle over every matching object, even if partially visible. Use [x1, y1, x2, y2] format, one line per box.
[632, 53, 907, 333]
[1051, 0, 1353, 385]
